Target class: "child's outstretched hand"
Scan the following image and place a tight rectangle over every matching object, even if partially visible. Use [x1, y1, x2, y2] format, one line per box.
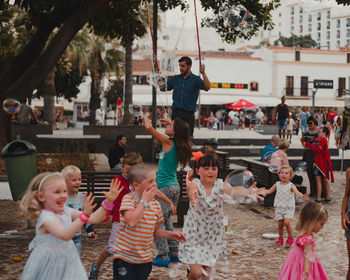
[187, 182, 198, 209]
[102, 178, 123, 205]
[170, 231, 187, 243]
[160, 118, 171, 126]
[143, 114, 152, 129]
[302, 194, 309, 200]
[247, 183, 266, 202]
[83, 193, 97, 216]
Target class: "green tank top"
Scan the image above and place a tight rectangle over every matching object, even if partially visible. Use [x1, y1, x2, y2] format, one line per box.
[157, 141, 178, 189]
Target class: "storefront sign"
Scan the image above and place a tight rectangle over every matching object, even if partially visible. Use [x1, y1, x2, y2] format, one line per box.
[313, 80, 333, 89]
[210, 82, 250, 89]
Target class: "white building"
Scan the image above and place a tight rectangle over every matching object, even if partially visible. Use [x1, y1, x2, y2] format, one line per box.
[264, 0, 350, 50]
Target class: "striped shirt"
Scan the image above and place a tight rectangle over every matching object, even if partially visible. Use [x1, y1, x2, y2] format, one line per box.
[113, 192, 164, 263]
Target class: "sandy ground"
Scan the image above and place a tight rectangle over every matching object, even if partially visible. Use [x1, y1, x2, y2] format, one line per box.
[0, 171, 348, 280]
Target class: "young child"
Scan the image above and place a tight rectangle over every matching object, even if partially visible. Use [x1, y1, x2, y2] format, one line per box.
[89, 153, 176, 279]
[19, 172, 122, 280]
[341, 167, 350, 280]
[278, 201, 329, 279]
[263, 166, 309, 248]
[61, 165, 97, 257]
[143, 114, 191, 267]
[305, 126, 334, 203]
[180, 154, 265, 279]
[113, 163, 186, 280]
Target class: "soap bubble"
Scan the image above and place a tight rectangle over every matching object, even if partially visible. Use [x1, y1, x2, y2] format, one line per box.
[118, 267, 127, 276]
[225, 169, 254, 188]
[295, 161, 308, 175]
[3, 98, 20, 115]
[244, 107, 258, 120]
[263, 151, 274, 164]
[128, 104, 142, 116]
[147, 72, 167, 90]
[267, 152, 281, 173]
[225, 5, 246, 29]
[168, 263, 183, 278]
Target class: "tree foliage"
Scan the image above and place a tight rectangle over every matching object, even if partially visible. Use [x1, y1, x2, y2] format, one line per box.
[274, 34, 317, 48]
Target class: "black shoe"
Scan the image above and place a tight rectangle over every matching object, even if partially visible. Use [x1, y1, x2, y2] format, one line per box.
[315, 199, 322, 203]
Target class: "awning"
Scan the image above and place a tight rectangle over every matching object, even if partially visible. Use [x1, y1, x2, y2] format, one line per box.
[285, 97, 345, 108]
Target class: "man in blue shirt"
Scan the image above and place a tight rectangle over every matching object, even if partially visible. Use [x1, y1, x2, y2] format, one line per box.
[260, 135, 280, 162]
[166, 56, 211, 136]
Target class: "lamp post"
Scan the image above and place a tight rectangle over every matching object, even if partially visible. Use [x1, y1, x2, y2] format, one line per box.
[308, 81, 318, 115]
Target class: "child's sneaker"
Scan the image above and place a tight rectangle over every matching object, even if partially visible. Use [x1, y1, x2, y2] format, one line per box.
[152, 254, 170, 267]
[89, 263, 99, 280]
[275, 238, 284, 246]
[285, 237, 294, 248]
[325, 198, 332, 204]
[169, 252, 180, 263]
[315, 199, 322, 203]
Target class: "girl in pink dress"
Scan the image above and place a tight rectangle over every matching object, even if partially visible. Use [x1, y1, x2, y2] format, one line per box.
[278, 201, 328, 280]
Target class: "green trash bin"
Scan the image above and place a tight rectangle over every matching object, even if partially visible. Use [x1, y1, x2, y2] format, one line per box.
[1, 140, 37, 201]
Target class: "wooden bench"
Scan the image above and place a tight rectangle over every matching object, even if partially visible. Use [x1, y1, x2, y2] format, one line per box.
[240, 158, 306, 207]
[80, 170, 188, 227]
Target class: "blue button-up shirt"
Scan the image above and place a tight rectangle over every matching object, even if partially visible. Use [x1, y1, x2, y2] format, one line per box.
[167, 72, 206, 112]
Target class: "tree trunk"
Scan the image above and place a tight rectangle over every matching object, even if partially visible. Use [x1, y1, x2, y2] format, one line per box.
[123, 41, 133, 125]
[89, 71, 102, 125]
[42, 66, 56, 125]
[0, 102, 12, 149]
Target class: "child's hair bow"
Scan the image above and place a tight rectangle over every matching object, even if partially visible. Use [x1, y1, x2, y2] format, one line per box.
[192, 151, 205, 164]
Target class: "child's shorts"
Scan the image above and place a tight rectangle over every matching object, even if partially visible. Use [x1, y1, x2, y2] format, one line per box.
[106, 222, 121, 255]
[275, 206, 295, 220]
[314, 167, 323, 176]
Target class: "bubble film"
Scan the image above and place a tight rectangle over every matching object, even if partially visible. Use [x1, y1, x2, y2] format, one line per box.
[3, 98, 20, 115]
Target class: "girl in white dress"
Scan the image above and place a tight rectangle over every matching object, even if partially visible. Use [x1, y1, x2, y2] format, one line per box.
[19, 172, 122, 280]
[179, 154, 265, 279]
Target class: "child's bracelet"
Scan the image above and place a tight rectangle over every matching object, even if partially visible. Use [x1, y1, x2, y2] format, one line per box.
[79, 213, 89, 223]
[81, 211, 90, 218]
[101, 199, 114, 211]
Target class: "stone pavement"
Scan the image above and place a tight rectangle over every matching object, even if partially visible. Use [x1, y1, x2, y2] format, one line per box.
[0, 171, 348, 279]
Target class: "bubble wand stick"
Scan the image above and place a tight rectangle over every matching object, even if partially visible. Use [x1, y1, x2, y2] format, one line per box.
[193, 0, 202, 68]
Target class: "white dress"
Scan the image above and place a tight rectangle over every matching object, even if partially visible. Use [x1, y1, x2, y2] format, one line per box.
[21, 207, 87, 280]
[179, 178, 226, 266]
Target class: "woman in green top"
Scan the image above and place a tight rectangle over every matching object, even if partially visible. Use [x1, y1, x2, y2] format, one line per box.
[144, 114, 191, 267]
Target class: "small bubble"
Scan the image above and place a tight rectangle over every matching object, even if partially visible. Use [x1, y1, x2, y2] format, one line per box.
[118, 267, 127, 276]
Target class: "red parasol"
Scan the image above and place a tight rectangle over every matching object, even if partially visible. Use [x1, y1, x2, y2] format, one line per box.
[226, 99, 257, 110]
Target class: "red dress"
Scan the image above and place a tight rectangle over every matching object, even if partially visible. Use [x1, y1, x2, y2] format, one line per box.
[305, 137, 334, 182]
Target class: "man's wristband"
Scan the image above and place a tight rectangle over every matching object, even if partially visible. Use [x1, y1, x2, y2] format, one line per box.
[140, 200, 148, 208]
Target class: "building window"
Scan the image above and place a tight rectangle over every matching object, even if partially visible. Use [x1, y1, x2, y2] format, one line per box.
[347, 29, 350, 37]
[291, 26, 294, 33]
[347, 53, 350, 63]
[308, 14, 312, 22]
[317, 12, 321, 21]
[347, 39, 350, 46]
[339, 77, 346, 97]
[299, 25, 303, 33]
[327, 10, 330, 19]
[327, 21, 330, 29]
[291, 7, 294, 15]
[327, 31, 330, 40]
[317, 22, 321, 31]
[300, 7, 303, 14]
[301, 76, 308, 96]
[279, 12, 281, 17]
[295, 51, 300, 61]
[337, 19, 341, 29]
[327, 41, 330, 49]
[337, 30, 341, 38]
[317, 43, 320, 49]
[347, 18, 350, 27]
[286, 76, 294, 96]
[317, 32, 321, 41]
[308, 24, 312, 32]
[291, 17, 294, 25]
[299, 15, 303, 23]
[337, 41, 340, 49]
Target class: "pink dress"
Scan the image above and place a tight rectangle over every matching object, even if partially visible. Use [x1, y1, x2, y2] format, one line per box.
[278, 234, 328, 280]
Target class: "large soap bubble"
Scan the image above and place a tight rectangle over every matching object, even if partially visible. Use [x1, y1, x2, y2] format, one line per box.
[244, 107, 258, 120]
[268, 152, 281, 173]
[3, 98, 20, 115]
[128, 104, 142, 116]
[263, 151, 274, 164]
[147, 72, 167, 90]
[225, 169, 255, 188]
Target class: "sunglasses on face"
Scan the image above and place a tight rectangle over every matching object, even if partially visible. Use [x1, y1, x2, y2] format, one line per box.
[308, 122, 313, 125]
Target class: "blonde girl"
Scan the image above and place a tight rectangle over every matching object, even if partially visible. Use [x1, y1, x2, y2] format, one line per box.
[19, 172, 122, 280]
[279, 201, 329, 280]
[263, 166, 309, 248]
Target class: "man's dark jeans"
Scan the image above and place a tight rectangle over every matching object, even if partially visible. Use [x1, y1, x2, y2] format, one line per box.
[171, 108, 195, 137]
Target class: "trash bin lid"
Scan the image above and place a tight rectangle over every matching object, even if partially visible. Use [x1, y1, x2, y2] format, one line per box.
[1, 140, 36, 158]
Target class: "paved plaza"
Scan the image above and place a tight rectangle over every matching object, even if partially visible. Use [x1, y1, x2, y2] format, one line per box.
[0, 127, 349, 279]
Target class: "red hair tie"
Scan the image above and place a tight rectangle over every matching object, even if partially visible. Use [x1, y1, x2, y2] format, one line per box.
[192, 151, 205, 164]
